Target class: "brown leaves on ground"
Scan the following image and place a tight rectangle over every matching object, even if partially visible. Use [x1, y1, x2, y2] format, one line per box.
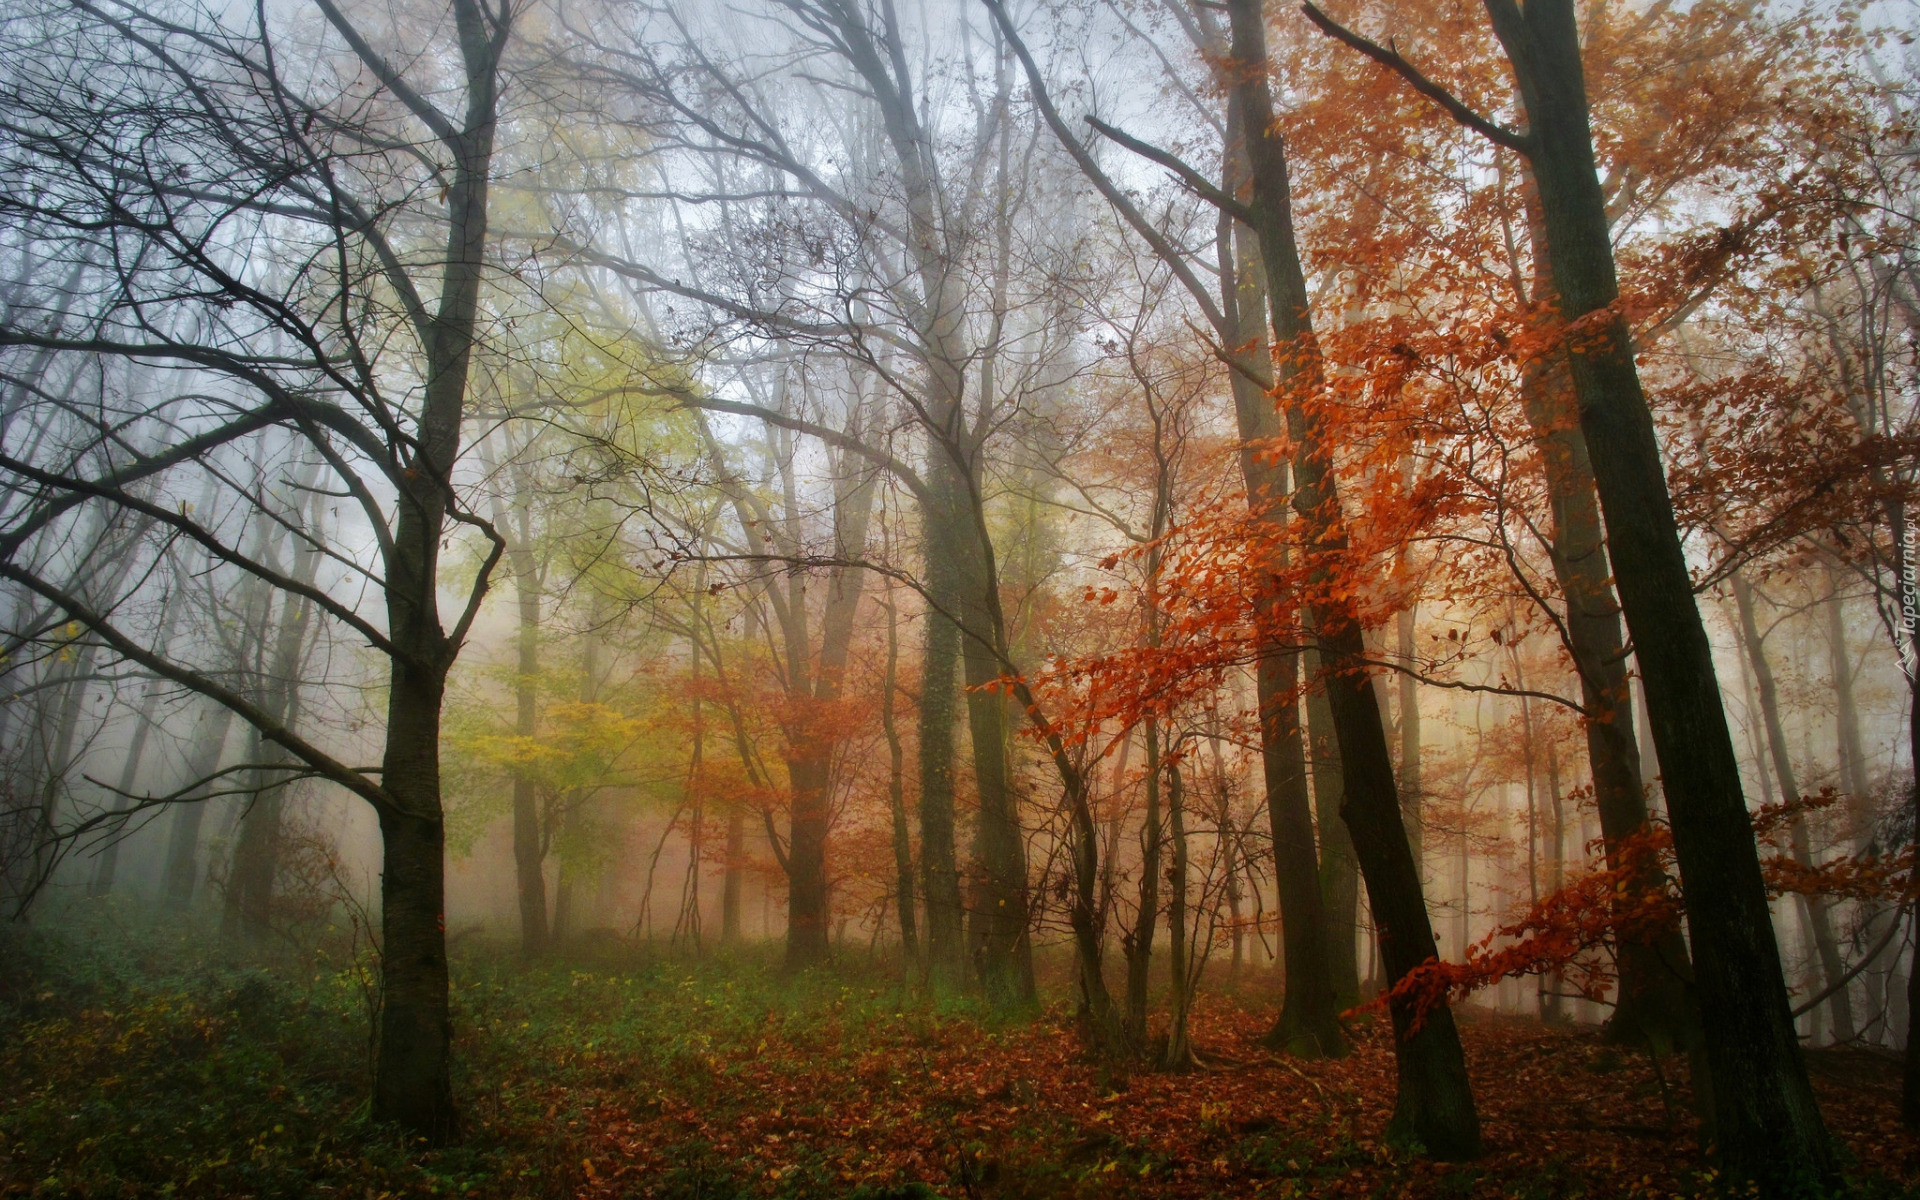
[558, 995, 1917, 1199]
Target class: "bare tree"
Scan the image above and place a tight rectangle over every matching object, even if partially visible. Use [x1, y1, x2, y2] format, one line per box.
[0, 0, 518, 1140]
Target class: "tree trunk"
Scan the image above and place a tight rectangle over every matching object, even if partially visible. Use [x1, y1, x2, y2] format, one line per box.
[1397, 604, 1423, 873]
[1542, 743, 1567, 1023]
[88, 588, 184, 897]
[1226, 0, 1477, 1155]
[884, 593, 918, 961]
[1512, 163, 1697, 1051]
[1730, 572, 1855, 1041]
[721, 805, 746, 947]
[1306, 653, 1361, 1005]
[956, 514, 1034, 1005]
[1484, 0, 1832, 1182]
[783, 751, 832, 968]
[1219, 96, 1346, 1057]
[1903, 681, 1919, 1126]
[225, 485, 326, 941]
[363, 8, 499, 1130]
[1126, 720, 1163, 1046]
[163, 702, 237, 908]
[1823, 565, 1869, 843]
[1165, 757, 1195, 1069]
[509, 487, 548, 956]
[917, 526, 965, 983]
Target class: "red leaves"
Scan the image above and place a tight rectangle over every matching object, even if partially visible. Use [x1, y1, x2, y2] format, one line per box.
[1364, 801, 1915, 1035]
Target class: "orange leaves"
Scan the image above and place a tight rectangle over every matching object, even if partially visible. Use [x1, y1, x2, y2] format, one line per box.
[1365, 803, 1916, 1034]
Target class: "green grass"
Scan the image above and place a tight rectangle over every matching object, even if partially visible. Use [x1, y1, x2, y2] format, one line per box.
[0, 914, 1011, 1199]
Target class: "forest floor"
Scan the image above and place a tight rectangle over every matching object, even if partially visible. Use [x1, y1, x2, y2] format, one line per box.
[1, 918, 1915, 1199]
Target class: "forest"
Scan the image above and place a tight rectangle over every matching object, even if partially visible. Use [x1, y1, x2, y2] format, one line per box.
[0, 0, 1915, 1195]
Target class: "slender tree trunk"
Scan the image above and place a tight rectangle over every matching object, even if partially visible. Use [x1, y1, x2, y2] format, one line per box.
[1823, 566, 1869, 843]
[1904, 681, 1920, 1125]
[27, 638, 99, 905]
[1126, 720, 1163, 1046]
[721, 805, 745, 947]
[510, 501, 548, 956]
[88, 586, 185, 898]
[1165, 757, 1195, 1069]
[780, 447, 877, 971]
[163, 702, 237, 908]
[1510, 167, 1697, 1051]
[1219, 99, 1346, 1057]
[1397, 602, 1423, 873]
[1543, 743, 1567, 1023]
[225, 481, 326, 941]
[1227, 0, 1475, 1154]
[1731, 573, 1855, 1041]
[1481, 0, 1832, 1181]
[884, 593, 918, 961]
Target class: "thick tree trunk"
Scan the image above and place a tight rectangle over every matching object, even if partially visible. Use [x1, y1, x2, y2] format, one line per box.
[1261, 635, 1347, 1055]
[954, 508, 1034, 1004]
[363, 12, 498, 1129]
[1306, 654, 1361, 1006]
[372, 801, 454, 1142]
[371, 594, 458, 1143]
[917, 525, 965, 983]
[1484, 0, 1832, 1183]
[1226, 0, 1477, 1155]
[783, 753, 832, 969]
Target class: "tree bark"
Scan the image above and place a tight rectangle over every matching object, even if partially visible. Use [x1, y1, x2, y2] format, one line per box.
[1904, 684, 1919, 1126]
[1306, 651, 1361, 1005]
[499, 453, 548, 957]
[917, 523, 965, 983]
[225, 480, 326, 941]
[1226, 0, 1475, 1154]
[1126, 720, 1164, 1046]
[1219, 93, 1347, 1057]
[1479, 0, 1832, 1182]
[1165, 757, 1197, 1068]
[884, 591, 918, 961]
[163, 702, 237, 908]
[88, 585, 186, 898]
[1822, 565, 1869, 842]
[1730, 572, 1855, 1042]
[1510, 164, 1698, 1050]
[1397, 603, 1424, 874]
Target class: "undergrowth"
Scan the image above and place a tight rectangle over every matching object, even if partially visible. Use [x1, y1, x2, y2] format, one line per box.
[1, 912, 1914, 1200]
[0, 911, 1001, 1199]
